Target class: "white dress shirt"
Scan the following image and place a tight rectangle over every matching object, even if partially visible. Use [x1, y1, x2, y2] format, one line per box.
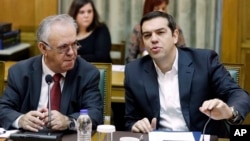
[155, 49, 189, 131]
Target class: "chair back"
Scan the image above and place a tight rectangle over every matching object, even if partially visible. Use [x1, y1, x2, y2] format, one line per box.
[0, 61, 17, 96]
[110, 43, 125, 65]
[224, 63, 244, 87]
[0, 61, 5, 96]
[92, 63, 112, 124]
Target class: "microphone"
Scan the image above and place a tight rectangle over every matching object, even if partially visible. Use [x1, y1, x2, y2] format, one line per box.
[45, 74, 53, 135]
[9, 75, 63, 141]
[45, 75, 53, 84]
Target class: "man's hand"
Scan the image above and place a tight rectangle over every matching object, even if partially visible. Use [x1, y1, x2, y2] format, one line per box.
[18, 108, 47, 132]
[131, 117, 156, 133]
[44, 110, 69, 131]
[199, 98, 233, 120]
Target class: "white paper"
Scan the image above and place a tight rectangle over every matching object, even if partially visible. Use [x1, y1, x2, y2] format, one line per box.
[149, 131, 209, 141]
[199, 134, 211, 141]
[0, 128, 19, 138]
[112, 65, 125, 72]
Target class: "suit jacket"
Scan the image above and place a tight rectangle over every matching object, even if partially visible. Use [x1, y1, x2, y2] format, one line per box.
[124, 47, 250, 138]
[0, 55, 103, 130]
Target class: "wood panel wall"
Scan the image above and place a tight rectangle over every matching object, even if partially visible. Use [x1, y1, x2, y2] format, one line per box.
[221, 0, 250, 92]
[221, 0, 250, 124]
[0, 0, 58, 56]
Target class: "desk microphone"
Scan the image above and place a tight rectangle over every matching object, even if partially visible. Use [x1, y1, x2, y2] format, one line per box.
[45, 74, 53, 135]
[8, 75, 62, 141]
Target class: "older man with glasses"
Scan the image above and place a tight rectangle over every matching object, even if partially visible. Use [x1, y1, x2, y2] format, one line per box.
[0, 14, 103, 132]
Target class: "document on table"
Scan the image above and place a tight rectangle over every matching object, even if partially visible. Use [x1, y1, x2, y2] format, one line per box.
[0, 128, 19, 138]
[112, 64, 125, 72]
[149, 131, 210, 141]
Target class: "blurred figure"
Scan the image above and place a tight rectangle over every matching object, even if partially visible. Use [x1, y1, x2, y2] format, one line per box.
[0, 14, 103, 132]
[126, 0, 185, 63]
[69, 0, 112, 63]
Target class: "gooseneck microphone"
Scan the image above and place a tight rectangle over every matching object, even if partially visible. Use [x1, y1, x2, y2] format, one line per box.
[45, 74, 53, 135]
[45, 75, 53, 84]
[202, 111, 211, 141]
[8, 75, 60, 141]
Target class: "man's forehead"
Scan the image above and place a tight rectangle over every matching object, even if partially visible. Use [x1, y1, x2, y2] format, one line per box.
[142, 17, 169, 32]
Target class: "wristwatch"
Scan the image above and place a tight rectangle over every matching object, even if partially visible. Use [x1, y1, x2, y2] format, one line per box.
[228, 106, 242, 124]
[68, 117, 76, 130]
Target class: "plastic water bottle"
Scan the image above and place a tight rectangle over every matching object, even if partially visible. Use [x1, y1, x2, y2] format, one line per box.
[77, 109, 92, 141]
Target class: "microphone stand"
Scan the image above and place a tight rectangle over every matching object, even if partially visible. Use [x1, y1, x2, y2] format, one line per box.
[202, 111, 211, 141]
[47, 82, 52, 136]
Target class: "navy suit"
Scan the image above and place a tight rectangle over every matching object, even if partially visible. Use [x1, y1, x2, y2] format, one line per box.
[124, 47, 250, 137]
[0, 55, 103, 130]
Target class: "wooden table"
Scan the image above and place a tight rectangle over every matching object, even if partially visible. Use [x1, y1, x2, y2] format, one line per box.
[0, 43, 31, 61]
[0, 131, 100, 141]
[0, 131, 230, 141]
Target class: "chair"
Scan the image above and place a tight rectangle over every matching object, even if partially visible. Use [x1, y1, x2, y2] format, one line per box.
[223, 63, 244, 87]
[0, 61, 17, 95]
[92, 63, 112, 124]
[0, 61, 5, 96]
[110, 43, 125, 65]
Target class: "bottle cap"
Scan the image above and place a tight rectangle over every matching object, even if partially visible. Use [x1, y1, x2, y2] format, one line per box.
[80, 109, 88, 114]
[97, 125, 116, 133]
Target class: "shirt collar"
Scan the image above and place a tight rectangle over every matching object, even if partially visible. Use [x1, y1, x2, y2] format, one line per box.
[42, 55, 66, 77]
[154, 48, 179, 74]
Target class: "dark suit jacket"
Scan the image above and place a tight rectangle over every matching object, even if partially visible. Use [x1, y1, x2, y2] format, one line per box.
[0, 55, 103, 130]
[124, 47, 250, 138]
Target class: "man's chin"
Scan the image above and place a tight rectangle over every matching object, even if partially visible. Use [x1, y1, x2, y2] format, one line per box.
[64, 61, 75, 70]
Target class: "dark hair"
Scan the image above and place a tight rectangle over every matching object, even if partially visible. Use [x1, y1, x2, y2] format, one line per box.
[140, 11, 176, 35]
[68, 0, 103, 32]
[143, 0, 169, 16]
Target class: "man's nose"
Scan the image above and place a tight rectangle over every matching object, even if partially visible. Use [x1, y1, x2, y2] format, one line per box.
[151, 33, 158, 42]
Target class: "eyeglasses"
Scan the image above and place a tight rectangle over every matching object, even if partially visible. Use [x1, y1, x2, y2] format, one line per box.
[41, 40, 81, 54]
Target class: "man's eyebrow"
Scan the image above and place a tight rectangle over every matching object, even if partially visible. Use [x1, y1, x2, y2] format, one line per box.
[58, 40, 78, 46]
[142, 27, 166, 34]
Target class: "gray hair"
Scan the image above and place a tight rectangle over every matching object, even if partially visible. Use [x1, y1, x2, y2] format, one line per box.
[36, 14, 78, 43]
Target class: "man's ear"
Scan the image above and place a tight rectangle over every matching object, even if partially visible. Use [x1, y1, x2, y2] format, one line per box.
[173, 29, 179, 44]
[38, 42, 47, 55]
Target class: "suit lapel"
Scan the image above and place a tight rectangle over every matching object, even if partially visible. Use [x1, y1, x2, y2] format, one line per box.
[60, 71, 75, 115]
[178, 49, 194, 128]
[30, 57, 43, 110]
[142, 59, 160, 117]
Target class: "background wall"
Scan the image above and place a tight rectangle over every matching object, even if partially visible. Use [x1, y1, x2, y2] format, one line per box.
[0, 0, 58, 56]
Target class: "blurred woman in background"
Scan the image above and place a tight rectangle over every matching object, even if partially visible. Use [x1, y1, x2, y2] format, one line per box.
[126, 0, 186, 63]
[69, 0, 112, 63]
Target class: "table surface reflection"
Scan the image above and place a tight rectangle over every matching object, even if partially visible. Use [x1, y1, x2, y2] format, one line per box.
[0, 131, 229, 141]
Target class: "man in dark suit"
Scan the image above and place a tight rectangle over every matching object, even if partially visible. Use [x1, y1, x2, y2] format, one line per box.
[0, 14, 103, 132]
[124, 11, 250, 138]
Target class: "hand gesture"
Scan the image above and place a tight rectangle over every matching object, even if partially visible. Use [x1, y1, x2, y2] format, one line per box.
[18, 107, 47, 132]
[131, 117, 156, 133]
[199, 98, 233, 120]
[43, 110, 69, 131]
